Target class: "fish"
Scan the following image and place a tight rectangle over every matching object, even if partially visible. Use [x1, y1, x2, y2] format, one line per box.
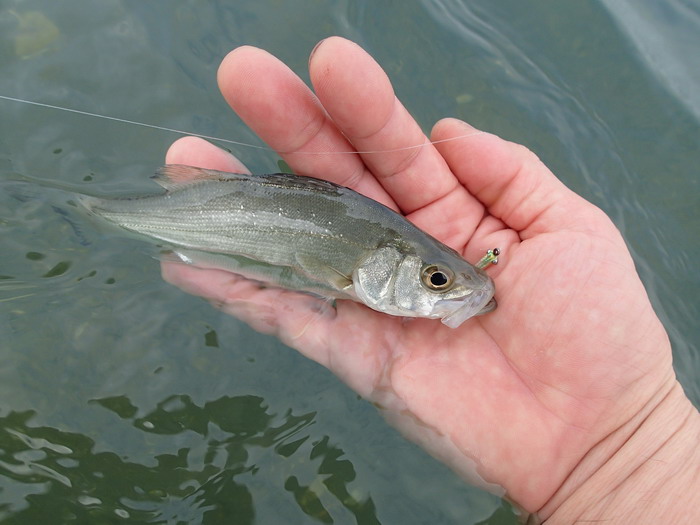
[79, 165, 496, 327]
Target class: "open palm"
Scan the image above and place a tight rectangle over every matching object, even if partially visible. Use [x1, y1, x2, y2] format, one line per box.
[161, 38, 675, 513]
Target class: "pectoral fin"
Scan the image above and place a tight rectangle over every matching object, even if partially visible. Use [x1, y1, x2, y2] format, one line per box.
[295, 254, 353, 291]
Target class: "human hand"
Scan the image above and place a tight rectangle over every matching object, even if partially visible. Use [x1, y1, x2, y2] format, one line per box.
[162, 37, 698, 522]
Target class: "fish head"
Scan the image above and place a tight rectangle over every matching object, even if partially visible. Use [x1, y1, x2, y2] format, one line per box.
[353, 245, 495, 327]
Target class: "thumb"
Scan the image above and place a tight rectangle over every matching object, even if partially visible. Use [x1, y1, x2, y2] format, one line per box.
[432, 118, 607, 238]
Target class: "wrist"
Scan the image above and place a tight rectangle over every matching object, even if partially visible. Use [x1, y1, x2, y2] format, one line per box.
[536, 381, 700, 524]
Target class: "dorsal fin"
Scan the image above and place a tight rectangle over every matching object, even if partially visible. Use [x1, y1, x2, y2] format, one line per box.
[151, 164, 247, 191]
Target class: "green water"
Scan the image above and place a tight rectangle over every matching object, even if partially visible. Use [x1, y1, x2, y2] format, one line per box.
[1, 1, 698, 523]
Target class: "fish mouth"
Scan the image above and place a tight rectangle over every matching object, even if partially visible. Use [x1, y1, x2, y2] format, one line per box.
[440, 289, 495, 328]
[478, 297, 497, 315]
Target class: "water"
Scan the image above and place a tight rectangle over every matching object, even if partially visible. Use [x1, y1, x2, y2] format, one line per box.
[1, 1, 698, 523]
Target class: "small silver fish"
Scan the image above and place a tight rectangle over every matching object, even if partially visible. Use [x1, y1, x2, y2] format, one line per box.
[80, 165, 496, 327]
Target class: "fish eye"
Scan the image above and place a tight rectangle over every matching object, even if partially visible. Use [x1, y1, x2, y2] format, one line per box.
[421, 264, 454, 292]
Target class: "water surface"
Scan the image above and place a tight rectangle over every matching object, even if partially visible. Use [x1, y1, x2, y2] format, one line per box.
[1, 1, 698, 523]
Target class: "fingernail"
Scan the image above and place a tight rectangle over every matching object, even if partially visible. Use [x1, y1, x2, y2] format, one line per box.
[309, 38, 327, 65]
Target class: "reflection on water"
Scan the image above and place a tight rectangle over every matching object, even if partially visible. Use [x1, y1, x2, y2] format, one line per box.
[601, 0, 700, 121]
[0, 395, 381, 524]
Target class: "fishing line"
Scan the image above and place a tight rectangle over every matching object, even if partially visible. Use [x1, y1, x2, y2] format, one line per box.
[0, 94, 269, 150]
[0, 94, 483, 156]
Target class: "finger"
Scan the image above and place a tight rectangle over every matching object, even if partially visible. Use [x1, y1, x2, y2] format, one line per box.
[161, 263, 335, 338]
[217, 46, 395, 209]
[161, 263, 389, 397]
[309, 37, 480, 218]
[432, 118, 607, 237]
